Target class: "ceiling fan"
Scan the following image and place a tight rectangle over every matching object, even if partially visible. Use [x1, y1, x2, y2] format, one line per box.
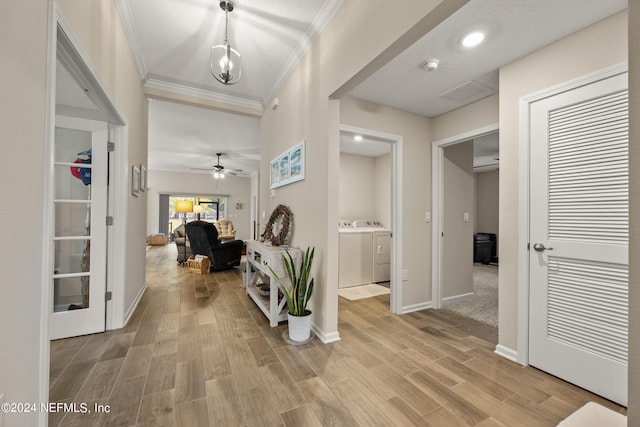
[192, 153, 243, 176]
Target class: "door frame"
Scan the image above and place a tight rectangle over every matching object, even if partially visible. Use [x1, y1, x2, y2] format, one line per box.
[338, 124, 403, 314]
[41, 5, 129, 419]
[516, 62, 628, 366]
[431, 123, 499, 309]
[50, 117, 109, 339]
[54, 5, 129, 329]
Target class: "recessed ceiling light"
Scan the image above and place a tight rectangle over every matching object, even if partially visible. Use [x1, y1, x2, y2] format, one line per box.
[354, 135, 363, 142]
[462, 31, 485, 48]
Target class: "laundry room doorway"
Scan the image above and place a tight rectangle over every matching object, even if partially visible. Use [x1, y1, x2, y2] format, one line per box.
[337, 125, 402, 314]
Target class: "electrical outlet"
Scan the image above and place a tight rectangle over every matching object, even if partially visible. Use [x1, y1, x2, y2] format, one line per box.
[402, 270, 408, 281]
[463, 212, 469, 222]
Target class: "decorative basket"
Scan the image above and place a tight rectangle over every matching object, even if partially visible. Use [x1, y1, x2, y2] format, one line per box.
[148, 234, 167, 246]
[187, 255, 210, 274]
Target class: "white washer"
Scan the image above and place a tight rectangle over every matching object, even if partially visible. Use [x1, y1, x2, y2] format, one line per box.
[338, 220, 390, 288]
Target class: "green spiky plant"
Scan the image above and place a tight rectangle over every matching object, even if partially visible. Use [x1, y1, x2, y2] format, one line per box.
[269, 247, 315, 316]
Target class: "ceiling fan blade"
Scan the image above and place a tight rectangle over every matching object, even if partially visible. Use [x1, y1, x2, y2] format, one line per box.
[191, 167, 216, 171]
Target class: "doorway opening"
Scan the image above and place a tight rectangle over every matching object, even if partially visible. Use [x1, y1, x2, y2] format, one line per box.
[432, 125, 500, 330]
[337, 125, 402, 314]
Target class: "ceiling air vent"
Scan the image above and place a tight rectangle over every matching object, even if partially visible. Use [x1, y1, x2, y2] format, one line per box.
[439, 80, 495, 104]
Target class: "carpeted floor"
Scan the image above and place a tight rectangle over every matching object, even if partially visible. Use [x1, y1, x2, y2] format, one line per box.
[444, 264, 498, 327]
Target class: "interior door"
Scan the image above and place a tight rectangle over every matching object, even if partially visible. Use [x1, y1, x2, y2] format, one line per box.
[528, 71, 628, 405]
[50, 124, 108, 339]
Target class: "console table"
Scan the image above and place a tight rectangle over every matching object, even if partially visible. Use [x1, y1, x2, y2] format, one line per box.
[244, 241, 301, 327]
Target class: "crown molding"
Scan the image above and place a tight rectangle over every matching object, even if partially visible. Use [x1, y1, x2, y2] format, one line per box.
[265, 0, 343, 104]
[144, 78, 264, 114]
[115, 0, 147, 80]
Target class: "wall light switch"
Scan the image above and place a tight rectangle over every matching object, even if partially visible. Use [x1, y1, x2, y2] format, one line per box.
[425, 212, 431, 223]
[463, 212, 469, 223]
[402, 270, 408, 281]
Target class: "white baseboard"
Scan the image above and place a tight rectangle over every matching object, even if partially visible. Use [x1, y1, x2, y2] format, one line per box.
[312, 324, 341, 343]
[442, 292, 475, 305]
[401, 301, 432, 314]
[494, 344, 520, 363]
[122, 282, 147, 327]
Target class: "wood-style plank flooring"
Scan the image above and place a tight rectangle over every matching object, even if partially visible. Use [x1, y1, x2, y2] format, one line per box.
[49, 244, 626, 426]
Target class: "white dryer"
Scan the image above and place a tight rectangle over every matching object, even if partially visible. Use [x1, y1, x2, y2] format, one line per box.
[372, 229, 391, 283]
[338, 220, 390, 288]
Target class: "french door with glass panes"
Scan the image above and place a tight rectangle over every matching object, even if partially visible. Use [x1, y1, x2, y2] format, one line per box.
[50, 124, 108, 339]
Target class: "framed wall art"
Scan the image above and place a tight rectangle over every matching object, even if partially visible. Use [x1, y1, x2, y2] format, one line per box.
[270, 141, 305, 189]
[288, 142, 305, 184]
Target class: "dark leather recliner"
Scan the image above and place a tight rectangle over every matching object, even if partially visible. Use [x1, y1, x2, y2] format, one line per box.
[185, 221, 243, 271]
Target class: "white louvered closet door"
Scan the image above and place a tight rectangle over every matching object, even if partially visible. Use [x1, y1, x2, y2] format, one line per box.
[529, 71, 628, 406]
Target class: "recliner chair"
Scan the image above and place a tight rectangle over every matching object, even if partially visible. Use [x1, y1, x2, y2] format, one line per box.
[214, 219, 237, 241]
[173, 224, 189, 264]
[185, 221, 243, 271]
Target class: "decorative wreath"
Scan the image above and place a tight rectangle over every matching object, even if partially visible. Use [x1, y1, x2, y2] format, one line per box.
[263, 204, 292, 246]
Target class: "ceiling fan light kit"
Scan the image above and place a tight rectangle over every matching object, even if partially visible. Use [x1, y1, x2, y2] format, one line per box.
[190, 152, 243, 178]
[211, 1, 242, 85]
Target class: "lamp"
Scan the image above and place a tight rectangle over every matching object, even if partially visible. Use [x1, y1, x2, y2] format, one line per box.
[211, 1, 241, 85]
[193, 204, 204, 220]
[212, 171, 225, 179]
[175, 200, 194, 225]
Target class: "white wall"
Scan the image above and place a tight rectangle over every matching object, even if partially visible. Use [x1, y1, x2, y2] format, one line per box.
[146, 170, 252, 240]
[339, 153, 376, 220]
[474, 170, 499, 254]
[339, 152, 391, 225]
[0, 3, 49, 424]
[375, 154, 391, 228]
[259, 0, 458, 339]
[442, 141, 474, 299]
[0, 1, 147, 424]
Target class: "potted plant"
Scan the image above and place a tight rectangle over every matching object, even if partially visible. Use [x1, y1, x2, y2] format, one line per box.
[269, 246, 315, 342]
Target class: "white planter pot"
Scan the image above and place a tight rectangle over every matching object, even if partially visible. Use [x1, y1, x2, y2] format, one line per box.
[287, 311, 312, 342]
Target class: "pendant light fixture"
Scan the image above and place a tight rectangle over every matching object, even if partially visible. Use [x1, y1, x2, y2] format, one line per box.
[211, 1, 241, 85]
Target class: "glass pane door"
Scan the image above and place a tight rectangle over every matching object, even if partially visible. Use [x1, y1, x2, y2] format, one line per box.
[53, 128, 93, 312]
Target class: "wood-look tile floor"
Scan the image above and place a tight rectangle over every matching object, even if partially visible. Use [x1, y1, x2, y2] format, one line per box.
[49, 244, 626, 426]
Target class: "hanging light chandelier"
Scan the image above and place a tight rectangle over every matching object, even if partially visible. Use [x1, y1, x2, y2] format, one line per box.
[210, 1, 241, 85]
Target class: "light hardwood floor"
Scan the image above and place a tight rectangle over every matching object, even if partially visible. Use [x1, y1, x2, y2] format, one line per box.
[49, 244, 625, 426]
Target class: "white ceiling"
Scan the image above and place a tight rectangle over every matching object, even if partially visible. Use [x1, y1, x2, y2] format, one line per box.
[148, 99, 260, 174]
[339, 130, 392, 158]
[57, 1, 627, 175]
[118, 0, 341, 106]
[350, 0, 626, 118]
